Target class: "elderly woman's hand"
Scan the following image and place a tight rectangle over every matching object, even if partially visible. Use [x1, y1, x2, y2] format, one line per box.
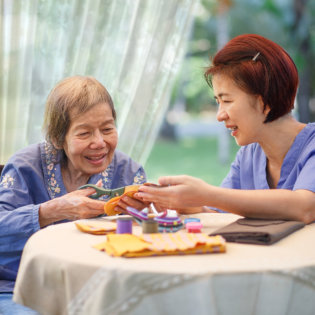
[39, 187, 106, 227]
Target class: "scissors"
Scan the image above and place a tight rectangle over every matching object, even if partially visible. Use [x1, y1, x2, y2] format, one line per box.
[79, 184, 142, 216]
[78, 184, 129, 199]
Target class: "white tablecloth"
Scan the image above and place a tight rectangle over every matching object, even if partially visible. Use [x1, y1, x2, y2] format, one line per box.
[13, 213, 315, 315]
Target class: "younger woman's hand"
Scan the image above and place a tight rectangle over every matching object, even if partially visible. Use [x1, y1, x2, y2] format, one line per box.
[135, 175, 211, 210]
[114, 195, 149, 213]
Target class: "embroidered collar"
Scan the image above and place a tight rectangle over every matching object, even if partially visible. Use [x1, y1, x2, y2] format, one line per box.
[40, 141, 114, 200]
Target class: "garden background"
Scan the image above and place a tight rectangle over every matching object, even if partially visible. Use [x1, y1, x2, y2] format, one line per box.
[145, 0, 315, 184]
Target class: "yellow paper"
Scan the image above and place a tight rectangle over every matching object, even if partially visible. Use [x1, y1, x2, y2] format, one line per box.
[94, 232, 226, 257]
[75, 221, 116, 235]
[104, 185, 141, 216]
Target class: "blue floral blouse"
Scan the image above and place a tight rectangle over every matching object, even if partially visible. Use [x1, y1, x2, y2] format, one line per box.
[0, 141, 146, 292]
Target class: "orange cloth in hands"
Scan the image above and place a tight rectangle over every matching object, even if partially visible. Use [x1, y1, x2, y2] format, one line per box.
[104, 185, 140, 216]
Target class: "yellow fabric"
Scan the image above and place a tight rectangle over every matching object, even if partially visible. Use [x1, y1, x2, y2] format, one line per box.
[98, 234, 150, 256]
[75, 221, 116, 235]
[94, 232, 226, 257]
[104, 185, 141, 216]
[104, 196, 121, 216]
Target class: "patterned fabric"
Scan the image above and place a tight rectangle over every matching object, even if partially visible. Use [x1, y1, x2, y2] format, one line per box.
[0, 141, 146, 292]
[0, 174, 14, 189]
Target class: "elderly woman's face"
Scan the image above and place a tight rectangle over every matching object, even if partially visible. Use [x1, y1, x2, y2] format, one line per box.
[63, 102, 118, 176]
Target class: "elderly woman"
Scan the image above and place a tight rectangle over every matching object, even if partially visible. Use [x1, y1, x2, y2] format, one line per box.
[137, 34, 315, 223]
[0, 76, 146, 313]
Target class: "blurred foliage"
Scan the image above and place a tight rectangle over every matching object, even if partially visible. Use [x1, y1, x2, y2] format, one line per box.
[145, 137, 239, 185]
[171, 0, 315, 118]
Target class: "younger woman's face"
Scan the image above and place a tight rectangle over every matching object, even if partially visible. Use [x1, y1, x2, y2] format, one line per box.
[213, 74, 269, 146]
[63, 102, 118, 176]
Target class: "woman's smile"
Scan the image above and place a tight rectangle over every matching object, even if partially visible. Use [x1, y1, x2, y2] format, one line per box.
[226, 124, 238, 137]
[63, 102, 118, 177]
[84, 153, 107, 164]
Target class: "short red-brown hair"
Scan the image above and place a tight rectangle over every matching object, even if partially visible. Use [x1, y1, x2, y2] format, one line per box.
[205, 34, 299, 122]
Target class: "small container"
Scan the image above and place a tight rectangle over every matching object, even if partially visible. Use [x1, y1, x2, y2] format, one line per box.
[184, 218, 201, 225]
[142, 219, 158, 233]
[116, 216, 133, 234]
[186, 222, 202, 233]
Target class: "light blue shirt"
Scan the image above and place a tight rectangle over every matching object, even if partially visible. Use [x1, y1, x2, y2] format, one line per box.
[206, 123, 315, 214]
[221, 123, 315, 192]
[0, 141, 146, 292]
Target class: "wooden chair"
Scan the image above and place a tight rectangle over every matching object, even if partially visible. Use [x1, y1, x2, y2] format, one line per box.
[0, 164, 4, 176]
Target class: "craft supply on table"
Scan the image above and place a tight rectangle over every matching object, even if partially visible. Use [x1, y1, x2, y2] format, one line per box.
[94, 232, 226, 257]
[186, 222, 203, 233]
[116, 216, 133, 234]
[142, 214, 159, 233]
[126, 206, 184, 233]
[184, 218, 201, 225]
[209, 218, 305, 245]
[75, 220, 116, 235]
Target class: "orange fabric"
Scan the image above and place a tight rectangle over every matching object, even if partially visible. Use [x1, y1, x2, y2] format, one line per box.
[104, 185, 140, 216]
[94, 232, 226, 257]
[75, 221, 117, 235]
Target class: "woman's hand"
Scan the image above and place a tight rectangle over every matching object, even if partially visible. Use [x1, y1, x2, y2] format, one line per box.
[175, 206, 205, 214]
[135, 175, 211, 211]
[39, 187, 106, 227]
[114, 195, 149, 214]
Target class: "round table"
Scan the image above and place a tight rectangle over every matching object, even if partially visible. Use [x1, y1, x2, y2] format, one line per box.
[13, 213, 315, 315]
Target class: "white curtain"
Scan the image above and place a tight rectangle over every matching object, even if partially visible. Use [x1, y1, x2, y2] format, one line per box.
[0, 0, 197, 164]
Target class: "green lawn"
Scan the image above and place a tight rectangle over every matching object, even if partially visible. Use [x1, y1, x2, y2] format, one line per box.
[144, 137, 239, 185]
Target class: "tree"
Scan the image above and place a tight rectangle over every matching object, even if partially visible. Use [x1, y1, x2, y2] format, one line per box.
[172, 0, 315, 122]
[291, 0, 313, 122]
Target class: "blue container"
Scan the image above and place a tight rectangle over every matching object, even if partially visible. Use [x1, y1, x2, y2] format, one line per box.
[184, 218, 201, 225]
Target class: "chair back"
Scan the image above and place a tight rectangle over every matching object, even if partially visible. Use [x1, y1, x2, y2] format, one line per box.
[0, 165, 4, 176]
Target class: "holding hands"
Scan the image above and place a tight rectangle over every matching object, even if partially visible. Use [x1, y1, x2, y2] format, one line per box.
[39, 182, 149, 227]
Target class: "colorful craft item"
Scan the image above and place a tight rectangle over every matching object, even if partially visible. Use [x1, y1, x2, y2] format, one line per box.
[186, 222, 203, 233]
[104, 185, 141, 216]
[78, 184, 142, 216]
[75, 221, 116, 235]
[126, 207, 149, 220]
[94, 232, 226, 257]
[126, 207, 184, 233]
[184, 218, 201, 225]
[116, 216, 133, 234]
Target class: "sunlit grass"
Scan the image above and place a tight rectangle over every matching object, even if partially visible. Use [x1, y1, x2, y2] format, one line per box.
[144, 137, 239, 185]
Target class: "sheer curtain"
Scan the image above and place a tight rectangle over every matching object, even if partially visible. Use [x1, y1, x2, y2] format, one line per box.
[0, 0, 197, 164]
